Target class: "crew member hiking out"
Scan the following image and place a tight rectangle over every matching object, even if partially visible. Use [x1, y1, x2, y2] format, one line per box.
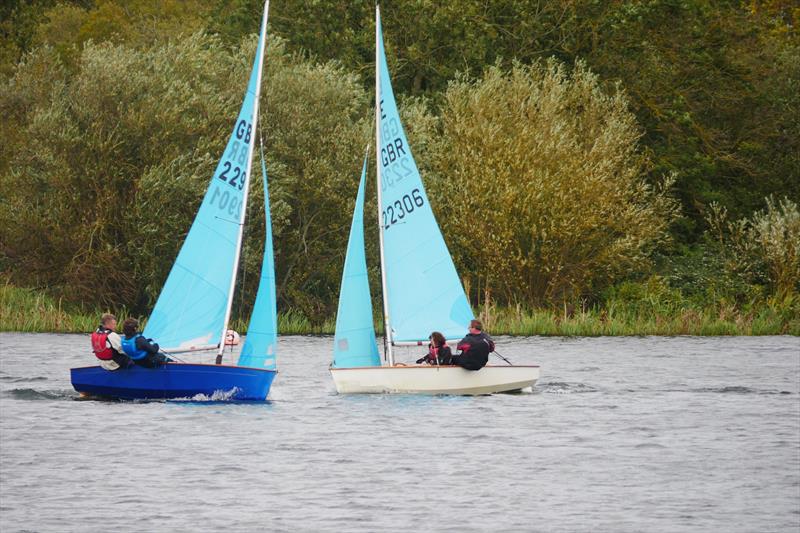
[91, 313, 133, 371]
[451, 319, 495, 371]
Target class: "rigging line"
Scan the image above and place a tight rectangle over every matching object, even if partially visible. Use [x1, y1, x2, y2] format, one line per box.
[233, 109, 264, 353]
[368, 93, 390, 364]
[492, 350, 513, 365]
[363, 130, 388, 365]
[235, 182, 253, 348]
[159, 350, 184, 363]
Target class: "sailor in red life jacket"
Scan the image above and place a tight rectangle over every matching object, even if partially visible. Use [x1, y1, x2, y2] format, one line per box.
[416, 331, 453, 365]
[451, 319, 495, 370]
[90, 313, 133, 371]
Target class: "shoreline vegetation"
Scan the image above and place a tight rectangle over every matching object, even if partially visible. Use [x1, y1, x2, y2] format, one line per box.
[3, 283, 796, 337]
[2, 3, 797, 338]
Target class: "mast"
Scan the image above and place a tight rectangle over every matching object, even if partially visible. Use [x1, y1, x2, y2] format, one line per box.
[217, 0, 270, 365]
[375, 4, 394, 366]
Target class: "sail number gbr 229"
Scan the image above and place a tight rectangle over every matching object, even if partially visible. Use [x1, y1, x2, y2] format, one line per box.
[209, 119, 252, 219]
[383, 188, 424, 229]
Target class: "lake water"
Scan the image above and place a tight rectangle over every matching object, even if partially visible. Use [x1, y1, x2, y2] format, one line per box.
[0, 333, 798, 532]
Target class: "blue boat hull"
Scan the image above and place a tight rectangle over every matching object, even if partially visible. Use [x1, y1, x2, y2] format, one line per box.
[70, 363, 276, 401]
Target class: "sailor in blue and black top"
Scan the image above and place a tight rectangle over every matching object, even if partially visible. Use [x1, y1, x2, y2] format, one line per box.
[121, 318, 170, 368]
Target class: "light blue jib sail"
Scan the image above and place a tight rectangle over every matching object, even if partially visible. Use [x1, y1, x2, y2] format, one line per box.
[376, 7, 473, 343]
[238, 146, 278, 370]
[145, 4, 269, 352]
[333, 156, 381, 368]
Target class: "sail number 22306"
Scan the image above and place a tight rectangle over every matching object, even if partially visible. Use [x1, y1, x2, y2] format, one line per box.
[382, 188, 424, 229]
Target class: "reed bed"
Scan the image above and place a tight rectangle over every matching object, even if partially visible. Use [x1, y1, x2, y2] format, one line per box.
[0, 283, 121, 333]
[484, 302, 799, 336]
[2, 283, 797, 336]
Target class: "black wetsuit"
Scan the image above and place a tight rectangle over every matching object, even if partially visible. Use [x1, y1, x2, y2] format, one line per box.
[451, 332, 495, 370]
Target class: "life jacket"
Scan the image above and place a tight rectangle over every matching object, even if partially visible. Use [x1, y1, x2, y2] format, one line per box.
[121, 334, 148, 360]
[91, 328, 114, 360]
[426, 343, 453, 365]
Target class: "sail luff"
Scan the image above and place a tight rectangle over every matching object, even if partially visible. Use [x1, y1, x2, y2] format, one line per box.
[375, 5, 394, 366]
[217, 0, 270, 362]
[332, 150, 381, 368]
[237, 136, 277, 370]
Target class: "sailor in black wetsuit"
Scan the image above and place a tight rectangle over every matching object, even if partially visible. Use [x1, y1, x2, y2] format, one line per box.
[451, 319, 495, 370]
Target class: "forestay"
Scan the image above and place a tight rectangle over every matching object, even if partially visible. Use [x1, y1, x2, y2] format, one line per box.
[375, 8, 473, 343]
[144, 6, 269, 351]
[333, 157, 381, 368]
[238, 146, 278, 370]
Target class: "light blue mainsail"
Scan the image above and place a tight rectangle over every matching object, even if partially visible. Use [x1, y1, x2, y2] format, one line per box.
[375, 7, 473, 343]
[333, 156, 381, 368]
[144, 4, 269, 351]
[238, 144, 278, 370]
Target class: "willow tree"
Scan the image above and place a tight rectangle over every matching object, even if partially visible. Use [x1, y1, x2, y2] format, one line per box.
[425, 60, 678, 306]
[0, 32, 370, 319]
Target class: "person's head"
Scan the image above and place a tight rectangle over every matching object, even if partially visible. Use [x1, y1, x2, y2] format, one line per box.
[122, 318, 139, 337]
[469, 319, 483, 333]
[101, 313, 117, 330]
[429, 331, 446, 347]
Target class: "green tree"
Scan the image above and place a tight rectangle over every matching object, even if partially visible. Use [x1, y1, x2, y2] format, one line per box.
[424, 60, 678, 305]
[0, 32, 370, 320]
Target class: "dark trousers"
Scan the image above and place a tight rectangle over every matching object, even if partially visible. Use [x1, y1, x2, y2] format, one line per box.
[111, 351, 134, 369]
[133, 352, 169, 369]
[451, 352, 488, 371]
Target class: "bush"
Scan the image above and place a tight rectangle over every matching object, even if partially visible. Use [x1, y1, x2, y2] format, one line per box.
[424, 60, 678, 306]
[706, 197, 800, 300]
[0, 31, 372, 320]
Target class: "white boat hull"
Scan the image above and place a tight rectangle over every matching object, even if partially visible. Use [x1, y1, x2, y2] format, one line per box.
[330, 365, 540, 395]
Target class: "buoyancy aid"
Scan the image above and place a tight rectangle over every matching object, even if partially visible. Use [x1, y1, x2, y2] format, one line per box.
[121, 334, 148, 360]
[91, 327, 114, 360]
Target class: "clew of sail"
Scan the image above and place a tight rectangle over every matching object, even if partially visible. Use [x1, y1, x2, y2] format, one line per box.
[375, 8, 473, 344]
[333, 156, 381, 368]
[144, 3, 269, 352]
[238, 145, 278, 370]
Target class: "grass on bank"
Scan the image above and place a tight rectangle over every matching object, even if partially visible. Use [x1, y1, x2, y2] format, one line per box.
[0, 283, 338, 334]
[1, 282, 797, 336]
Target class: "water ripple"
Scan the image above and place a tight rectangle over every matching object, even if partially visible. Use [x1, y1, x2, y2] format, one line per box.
[0, 333, 797, 533]
[539, 381, 599, 394]
[4, 388, 77, 401]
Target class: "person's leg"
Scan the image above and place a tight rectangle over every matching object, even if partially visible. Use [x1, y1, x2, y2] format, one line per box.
[112, 352, 133, 369]
[134, 355, 160, 369]
[455, 353, 483, 370]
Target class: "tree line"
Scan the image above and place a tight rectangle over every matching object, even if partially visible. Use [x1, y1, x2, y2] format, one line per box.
[0, 0, 797, 325]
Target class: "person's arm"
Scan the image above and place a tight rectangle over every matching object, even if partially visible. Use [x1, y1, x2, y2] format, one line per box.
[416, 344, 433, 364]
[107, 332, 124, 354]
[485, 334, 495, 352]
[456, 336, 471, 354]
[136, 336, 160, 355]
